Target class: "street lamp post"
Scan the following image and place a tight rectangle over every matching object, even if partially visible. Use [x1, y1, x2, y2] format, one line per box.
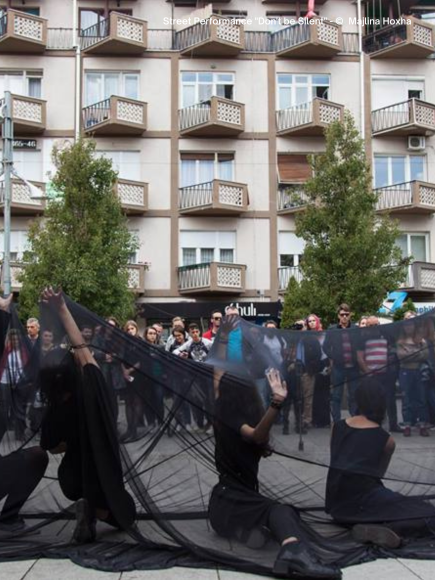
[1, 91, 13, 296]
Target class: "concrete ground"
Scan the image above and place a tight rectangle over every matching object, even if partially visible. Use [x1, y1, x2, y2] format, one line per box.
[0, 557, 434, 580]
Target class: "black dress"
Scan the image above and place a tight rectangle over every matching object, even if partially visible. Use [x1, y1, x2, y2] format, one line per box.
[326, 420, 435, 526]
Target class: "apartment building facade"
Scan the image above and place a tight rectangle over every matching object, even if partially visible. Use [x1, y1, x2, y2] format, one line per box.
[1, 0, 435, 323]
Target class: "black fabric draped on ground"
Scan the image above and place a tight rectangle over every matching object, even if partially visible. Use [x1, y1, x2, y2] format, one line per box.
[0, 296, 434, 575]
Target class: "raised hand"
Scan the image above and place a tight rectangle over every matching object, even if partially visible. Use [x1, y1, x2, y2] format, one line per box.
[41, 286, 65, 310]
[265, 368, 288, 403]
[220, 314, 239, 338]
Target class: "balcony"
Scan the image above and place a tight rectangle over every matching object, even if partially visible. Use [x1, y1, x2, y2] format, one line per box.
[277, 98, 344, 137]
[179, 97, 245, 137]
[80, 12, 147, 55]
[0, 179, 45, 215]
[401, 262, 435, 294]
[364, 17, 434, 58]
[83, 96, 147, 136]
[179, 180, 248, 216]
[273, 19, 342, 58]
[278, 266, 303, 293]
[8, 94, 46, 134]
[0, 9, 47, 53]
[176, 15, 244, 56]
[127, 264, 146, 293]
[375, 181, 435, 215]
[0, 262, 26, 292]
[277, 184, 309, 214]
[178, 262, 246, 295]
[372, 99, 435, 137]
[115, 178, 148, 215]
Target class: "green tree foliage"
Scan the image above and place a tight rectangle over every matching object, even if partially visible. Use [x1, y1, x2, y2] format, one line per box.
[281, 112, 409, 328]
[392, 298, 417, 322]
[19, 139, 138, 320]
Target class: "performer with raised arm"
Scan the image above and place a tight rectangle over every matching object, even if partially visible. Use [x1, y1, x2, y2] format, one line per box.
[39, 287, 136, 543]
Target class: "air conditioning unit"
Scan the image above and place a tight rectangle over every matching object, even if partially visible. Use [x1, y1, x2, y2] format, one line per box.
[408, 136, 426, 151]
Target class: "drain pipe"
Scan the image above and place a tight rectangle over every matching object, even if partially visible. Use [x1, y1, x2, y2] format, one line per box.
[357, 0, 365, 136]
[73, 0, 81, 141]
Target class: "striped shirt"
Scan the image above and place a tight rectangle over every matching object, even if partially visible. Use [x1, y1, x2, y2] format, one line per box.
[364, 337, 388, 373]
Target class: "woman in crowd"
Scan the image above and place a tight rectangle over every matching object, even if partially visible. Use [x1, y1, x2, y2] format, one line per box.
[143, 326, 165, 430]
[209, 366, 340, 579]
[326, 378, 435, 547]
[306, 314, 331, 428]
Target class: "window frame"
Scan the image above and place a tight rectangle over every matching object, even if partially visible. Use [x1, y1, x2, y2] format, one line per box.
[84, 71, 140, 106]
[179, 153, 235, 187]
[276, 73, 330, 110]
[373, 154, 427, 188]
[180, 71, 235, 108]
[397, 232, 429, 263]
[180, 230, 236, 266]
[0, 70, 42, 98]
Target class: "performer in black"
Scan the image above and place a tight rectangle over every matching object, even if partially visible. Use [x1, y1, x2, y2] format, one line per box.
[39, 288, 136, 543]
[326, 377, 435, 547]
[209, 367, 340, 579]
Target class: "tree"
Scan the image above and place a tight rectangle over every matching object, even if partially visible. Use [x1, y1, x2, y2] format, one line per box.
[281, 112, 409, 328]
[19, 139, 138, 321]
[392, 298, 416, 322]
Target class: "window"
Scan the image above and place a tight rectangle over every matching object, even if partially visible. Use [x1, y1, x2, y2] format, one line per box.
[397, 233, 428, 262]
[85, 72, 139, 106]
[97, 151, 141, 181]
[0, 231, 30, 262]
[0, 71, 42, 99]
[79, 7, 133, 30]
[180, 231, 236, 266]
[279, 232, 305, 268]
[181, 72, 234, 108]
[180, 153, 234, 187]
[13, 150, 43, 182]
[374, 155, 426, 188]
[267, 13, 297, 33]
[372, 78, 424, 110]
[277, 74, 330, 110]
[128, 230, 139, 264]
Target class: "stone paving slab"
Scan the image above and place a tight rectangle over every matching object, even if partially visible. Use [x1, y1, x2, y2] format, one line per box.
[0, 559, 433, 580]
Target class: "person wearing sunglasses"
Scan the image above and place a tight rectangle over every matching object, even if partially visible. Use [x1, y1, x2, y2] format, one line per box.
[323, 304, 360, 423]
[203, 310, 223, 342]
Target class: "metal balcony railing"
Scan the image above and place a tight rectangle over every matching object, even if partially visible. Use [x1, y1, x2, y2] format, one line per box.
[178, 262, 246, 294]
[278, 267, 303, 292]
[80, 18, 110, 50]
[375, 180, 435, 213]
[371, 98, 435, 135]
[179, 97, 244, 135]
[363, 17, 434, 57]
[277, 98, 343, 135]
[80, 12, 147, 54]
[82, 96, 147, 135]
[83, 98, 111, 129]
[272, 23, 310, 52]
[176, 21, 211, 50]
[364, 24, 407, 53]
[179, 179, 248, 214]
[277, 185, 309, 212]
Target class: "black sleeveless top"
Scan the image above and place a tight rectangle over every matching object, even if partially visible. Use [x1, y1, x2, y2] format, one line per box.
[325, 419, 390, 516]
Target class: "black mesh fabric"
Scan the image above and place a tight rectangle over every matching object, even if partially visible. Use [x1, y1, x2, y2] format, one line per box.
[0, 296, 434, 575]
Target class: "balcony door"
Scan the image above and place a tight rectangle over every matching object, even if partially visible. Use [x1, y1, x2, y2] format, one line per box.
[371, 77, 425, 110]
[180, 153, 234, 187]
[84, 72, 139, 106]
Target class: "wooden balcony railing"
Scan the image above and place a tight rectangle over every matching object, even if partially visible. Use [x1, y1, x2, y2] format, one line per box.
[277, 98, 343, 136]
[372, 99, 435, 136]
[179, 97, 244, 136]
[176, 15, 244, 56]
[83, 96, 147, 136]
[179, 179, 248, 215]
[115, 179, 148, 215]
[272, 19, 342, 58]
[178, 262, 246, 295]
[375, 181, 435, 214]
[277, 185, 309, 214]
[0, 9, 47, 53]
[364, 17, 434, 58]
[80, 12, 147, 55]
[0, 179, 45, 215]
[278, 266, 303, 292]
[4, 94, 46, 134]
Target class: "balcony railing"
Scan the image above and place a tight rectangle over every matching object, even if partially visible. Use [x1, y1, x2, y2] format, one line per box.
[364, 17, 434, 58]
[277, 98, 343, 136]
[80, 12, 147, 54]
[375, 181, 435, 214]
[127, 264, 146, 293]
[278, 266, 303, 292]
[272, 19, 342, 58]
[176, 15, 244, 56]
[0, 9, 47, 53]
[115, 178, 148, 215]
[83, 96, 147, 136]
[179, 97, 245, 136]
[178, 262, 246, 295]
[0, 262, 145, 293]
[277, 185, 309, 214]
[0, 179, 45, 214]
[371, 99, 435, 136]
[401, 262, 435, 293]
[179, 179, 248, 215]
[3, 94, 46, 134]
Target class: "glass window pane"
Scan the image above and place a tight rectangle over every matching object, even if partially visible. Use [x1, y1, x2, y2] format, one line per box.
[217, 74, 233, 82]
[81, 10, 101, 30]
[85, 73, 101, 105]
[410, 235, 426, 261]
[396, 234, 408, 257]
[218, 159, 234, 181]
[220, 249, 234, 263]
[280, 254, 295, 267]
[28, 77, 41, 98]
[198, 160, 214, 183]
[182, 72, 196, 83]
[391, 157, 406, 184]
[182, 248, 196, 266]
[312, 75, 330, 85]
[124, 75, 138, 100]
[278, 74, 292, 85]
[200, 248, 214, 263]
[296, 87, 309, 105]
[198, 83, 212, 102]
[182, 85, 196, 107]
[104, 74, 119, 100]
[374, 156, 389, 188]
[198, 72, 213, 83]
[278, 86, 291, 110]
[180, 160, 197, 187]
[410, 156, 425, 181]
[295, 76, 308, 84]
